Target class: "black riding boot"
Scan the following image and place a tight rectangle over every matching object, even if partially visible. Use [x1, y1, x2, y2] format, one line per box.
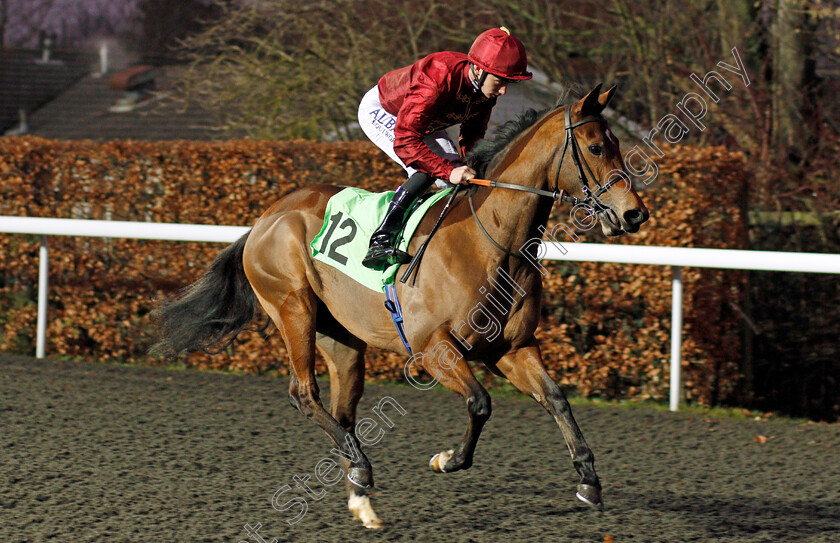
[362, 172, 434, 269]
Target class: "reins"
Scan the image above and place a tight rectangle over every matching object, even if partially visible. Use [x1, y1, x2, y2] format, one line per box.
[465, 107, 621, 259]
[468, 177, 571, 203]
[400, 106, 623, 278]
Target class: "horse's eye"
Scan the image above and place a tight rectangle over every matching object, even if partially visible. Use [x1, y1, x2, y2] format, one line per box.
[588, 145, 603, 156]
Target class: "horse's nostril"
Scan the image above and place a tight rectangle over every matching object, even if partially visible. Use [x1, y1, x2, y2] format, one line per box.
[624, 209, 645, 225]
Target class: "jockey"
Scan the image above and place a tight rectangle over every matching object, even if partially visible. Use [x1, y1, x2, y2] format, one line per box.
[358, 26, 532, 269]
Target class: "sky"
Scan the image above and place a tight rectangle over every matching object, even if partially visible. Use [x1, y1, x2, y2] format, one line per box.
[3, 0, 140, 48]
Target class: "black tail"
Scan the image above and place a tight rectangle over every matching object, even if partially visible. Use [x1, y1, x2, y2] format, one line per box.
[150, 231, 262, 357]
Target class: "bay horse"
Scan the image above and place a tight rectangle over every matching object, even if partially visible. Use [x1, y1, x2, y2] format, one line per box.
[152, 84, 649, 528]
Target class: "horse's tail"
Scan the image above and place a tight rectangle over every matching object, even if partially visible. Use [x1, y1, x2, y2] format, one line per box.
[150, 231, 262, 357]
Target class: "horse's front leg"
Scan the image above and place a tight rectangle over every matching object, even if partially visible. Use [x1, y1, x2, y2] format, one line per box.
[415, 327, 491, 473]
[494, 338, 603, 508]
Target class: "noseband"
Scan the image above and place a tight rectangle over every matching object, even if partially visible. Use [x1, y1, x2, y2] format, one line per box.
[466, 106, 623, 258]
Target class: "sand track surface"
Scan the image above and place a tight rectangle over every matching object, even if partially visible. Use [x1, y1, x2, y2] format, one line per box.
[2, 354, 839, 542]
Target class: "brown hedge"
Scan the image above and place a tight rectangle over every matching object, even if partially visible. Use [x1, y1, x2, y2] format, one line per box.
[0, 136, 748, 406]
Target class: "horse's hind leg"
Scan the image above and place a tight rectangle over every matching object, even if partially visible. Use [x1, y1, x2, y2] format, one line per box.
[315, 325, 382, 529]
[416, 327, 491, 474]
[494, 339, 603, 508]
[259, 287, 374, 489]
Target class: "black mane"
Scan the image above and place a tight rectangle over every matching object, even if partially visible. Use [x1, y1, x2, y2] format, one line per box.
[466, 108, 548, 177]
[466, 92, 577, 177]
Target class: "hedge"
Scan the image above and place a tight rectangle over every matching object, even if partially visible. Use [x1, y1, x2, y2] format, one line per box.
[0, 136, 748, 406]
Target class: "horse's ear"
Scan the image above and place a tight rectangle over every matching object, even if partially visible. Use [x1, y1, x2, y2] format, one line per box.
[599, 84, 618, 109]
[578, 83, 617, 117]
[580, 84, 603, 116]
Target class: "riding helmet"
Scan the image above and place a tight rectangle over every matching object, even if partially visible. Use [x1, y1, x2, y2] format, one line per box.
[468, 27, 532, 81]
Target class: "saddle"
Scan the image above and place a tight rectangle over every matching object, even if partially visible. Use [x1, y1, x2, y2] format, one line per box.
[310, 187, 453, 292]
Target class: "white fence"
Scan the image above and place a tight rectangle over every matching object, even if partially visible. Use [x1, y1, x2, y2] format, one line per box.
[3, 215, 840, 411]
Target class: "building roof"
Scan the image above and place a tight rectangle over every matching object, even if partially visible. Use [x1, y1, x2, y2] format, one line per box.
[25, 64, 237, 141]
[0, 48, 92, 134]
[6, 53, 608, 143]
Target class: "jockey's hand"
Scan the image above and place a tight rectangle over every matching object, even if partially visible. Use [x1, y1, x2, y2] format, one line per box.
[449, 165, 476, 185]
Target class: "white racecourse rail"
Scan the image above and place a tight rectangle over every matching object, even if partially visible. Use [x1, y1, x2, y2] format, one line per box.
[3, 216, 840, 411]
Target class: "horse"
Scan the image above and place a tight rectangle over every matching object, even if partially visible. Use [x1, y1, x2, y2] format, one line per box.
[152, 84, 649, 528]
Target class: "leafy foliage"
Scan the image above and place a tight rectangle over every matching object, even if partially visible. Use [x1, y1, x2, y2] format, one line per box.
[0, 136, 750, 408]
[172, 0, 840, 217]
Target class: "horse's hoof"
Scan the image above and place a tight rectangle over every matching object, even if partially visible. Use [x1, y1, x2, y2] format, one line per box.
[576, 484, 603, 509]
[347, 467, 374, 489]
[363, 517, 383, 529]
[429, 449, 454, 473]
[348, 494, 383, 529]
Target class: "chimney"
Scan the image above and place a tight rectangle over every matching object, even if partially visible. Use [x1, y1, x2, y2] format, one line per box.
[39, 31, 54, 63]
[95, 43, 109, 77]
[4, 108, 29, 136]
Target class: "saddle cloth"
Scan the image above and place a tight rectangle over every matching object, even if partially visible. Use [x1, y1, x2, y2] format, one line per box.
[310, 187, 453, 292]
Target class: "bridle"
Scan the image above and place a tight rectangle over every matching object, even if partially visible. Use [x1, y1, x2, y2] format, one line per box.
[553, 107, 622, 212]
[466, 106, 623, 259]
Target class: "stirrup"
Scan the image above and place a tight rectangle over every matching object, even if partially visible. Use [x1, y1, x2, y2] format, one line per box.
[363, 248, 411, 269]
[362, 236, 411, 269]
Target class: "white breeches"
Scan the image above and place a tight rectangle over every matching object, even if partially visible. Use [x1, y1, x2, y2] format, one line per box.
[358, 86, 458, 188]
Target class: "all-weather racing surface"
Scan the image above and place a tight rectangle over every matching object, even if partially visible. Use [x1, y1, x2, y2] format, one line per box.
[2, 354, 839, 543]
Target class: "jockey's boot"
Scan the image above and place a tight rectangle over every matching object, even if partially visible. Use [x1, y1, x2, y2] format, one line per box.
[362, 187, 414, 269]
[362, 172, 434, 269]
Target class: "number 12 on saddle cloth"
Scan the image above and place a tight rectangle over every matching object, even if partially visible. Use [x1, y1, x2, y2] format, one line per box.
[309, 187, 453, 292]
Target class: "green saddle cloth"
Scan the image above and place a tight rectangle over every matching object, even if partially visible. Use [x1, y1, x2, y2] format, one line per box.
[310, 187, 453, 292]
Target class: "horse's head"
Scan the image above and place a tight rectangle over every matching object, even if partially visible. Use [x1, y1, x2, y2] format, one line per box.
[551, 84, 650, 236]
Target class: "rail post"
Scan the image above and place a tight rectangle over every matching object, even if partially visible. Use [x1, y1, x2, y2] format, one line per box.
[670, 265, 683, 411]
[36, 235, 49, 359]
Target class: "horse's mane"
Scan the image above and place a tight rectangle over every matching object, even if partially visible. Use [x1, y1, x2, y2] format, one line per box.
[466, 108, 547, 177]
[466, 92, 576, 177]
